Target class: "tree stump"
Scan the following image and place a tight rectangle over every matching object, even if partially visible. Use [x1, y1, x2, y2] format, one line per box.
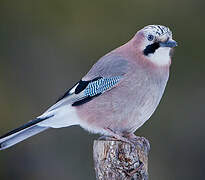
[93, 137, 150, 180]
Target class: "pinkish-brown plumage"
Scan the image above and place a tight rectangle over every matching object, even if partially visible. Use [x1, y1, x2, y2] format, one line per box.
[76, 32, 170, 137]
[0, 25, 177, 150]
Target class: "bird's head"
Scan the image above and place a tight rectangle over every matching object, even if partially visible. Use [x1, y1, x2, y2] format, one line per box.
[133, 25, 177, 66]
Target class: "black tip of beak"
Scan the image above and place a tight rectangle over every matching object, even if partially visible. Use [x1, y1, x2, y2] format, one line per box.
[159, 40, 178, 48]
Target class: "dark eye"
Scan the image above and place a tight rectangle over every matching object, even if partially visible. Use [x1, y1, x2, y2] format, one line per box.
[147, 34, 154, 41]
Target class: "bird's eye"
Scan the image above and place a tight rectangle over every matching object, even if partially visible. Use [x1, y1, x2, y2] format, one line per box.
[147, 34, 154, 41]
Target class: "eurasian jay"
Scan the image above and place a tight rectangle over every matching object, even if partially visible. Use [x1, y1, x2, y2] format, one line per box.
[0, 25, 177, 150]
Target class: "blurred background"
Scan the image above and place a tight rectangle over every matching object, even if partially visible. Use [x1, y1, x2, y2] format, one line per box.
[0, 0, 204, 179]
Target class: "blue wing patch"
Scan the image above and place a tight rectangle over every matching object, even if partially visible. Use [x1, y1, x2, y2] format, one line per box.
[72, 76, 121, 106]
[84, 76, 121, 96]
[56, 76, 121, 106]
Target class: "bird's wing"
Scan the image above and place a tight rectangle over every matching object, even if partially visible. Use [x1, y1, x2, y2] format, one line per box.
[46, 54, 129, 112]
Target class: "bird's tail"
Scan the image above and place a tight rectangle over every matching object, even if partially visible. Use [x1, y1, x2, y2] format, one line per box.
[0, 116, 52, 150]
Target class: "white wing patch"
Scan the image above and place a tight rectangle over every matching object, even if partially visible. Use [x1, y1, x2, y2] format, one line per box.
[69, 83, 79, 94]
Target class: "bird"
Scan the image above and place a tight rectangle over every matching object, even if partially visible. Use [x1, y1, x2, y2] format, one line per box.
[0, 25, 177, 150]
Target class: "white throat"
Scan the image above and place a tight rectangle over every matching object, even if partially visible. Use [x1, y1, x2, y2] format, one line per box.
[147, 47, 171, 66]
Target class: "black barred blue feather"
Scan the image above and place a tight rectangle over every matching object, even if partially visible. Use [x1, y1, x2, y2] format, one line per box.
[71, 76, 121, 106]
[56, 76, 122, 107]
[84, 76, 121, 97]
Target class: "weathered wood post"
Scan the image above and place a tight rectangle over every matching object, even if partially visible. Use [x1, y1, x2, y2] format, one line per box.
[93, 137, 150, 180]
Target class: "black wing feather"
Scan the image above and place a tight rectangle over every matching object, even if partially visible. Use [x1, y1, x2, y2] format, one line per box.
[56, 77, 103, 103]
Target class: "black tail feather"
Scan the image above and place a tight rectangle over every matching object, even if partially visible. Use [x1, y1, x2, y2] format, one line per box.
[0, 115, 54, 150]
[0, 115, 53, 139]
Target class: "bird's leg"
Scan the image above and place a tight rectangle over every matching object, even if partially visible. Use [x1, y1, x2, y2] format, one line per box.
[100, 128, 134, 146]
[98, 135, 117, 141]
[99, 128, 150, 152]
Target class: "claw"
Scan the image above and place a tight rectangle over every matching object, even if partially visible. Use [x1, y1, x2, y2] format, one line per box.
[100, 129, 150, 152]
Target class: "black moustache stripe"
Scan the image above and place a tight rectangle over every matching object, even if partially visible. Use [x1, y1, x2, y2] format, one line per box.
[143, 42, 160, 56]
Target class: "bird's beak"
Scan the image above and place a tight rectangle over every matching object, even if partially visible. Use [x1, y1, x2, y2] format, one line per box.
[159, 39, 178, 48]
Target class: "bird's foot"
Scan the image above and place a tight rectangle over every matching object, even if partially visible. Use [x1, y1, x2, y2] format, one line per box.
[100, 128, 137, 149]
[100, 129, 150, 151]
[98, 135, 118, 141]
[126, 134, 150, 152]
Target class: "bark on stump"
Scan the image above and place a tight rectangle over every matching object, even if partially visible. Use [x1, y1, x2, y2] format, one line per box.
[93, 137, 149, 180]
